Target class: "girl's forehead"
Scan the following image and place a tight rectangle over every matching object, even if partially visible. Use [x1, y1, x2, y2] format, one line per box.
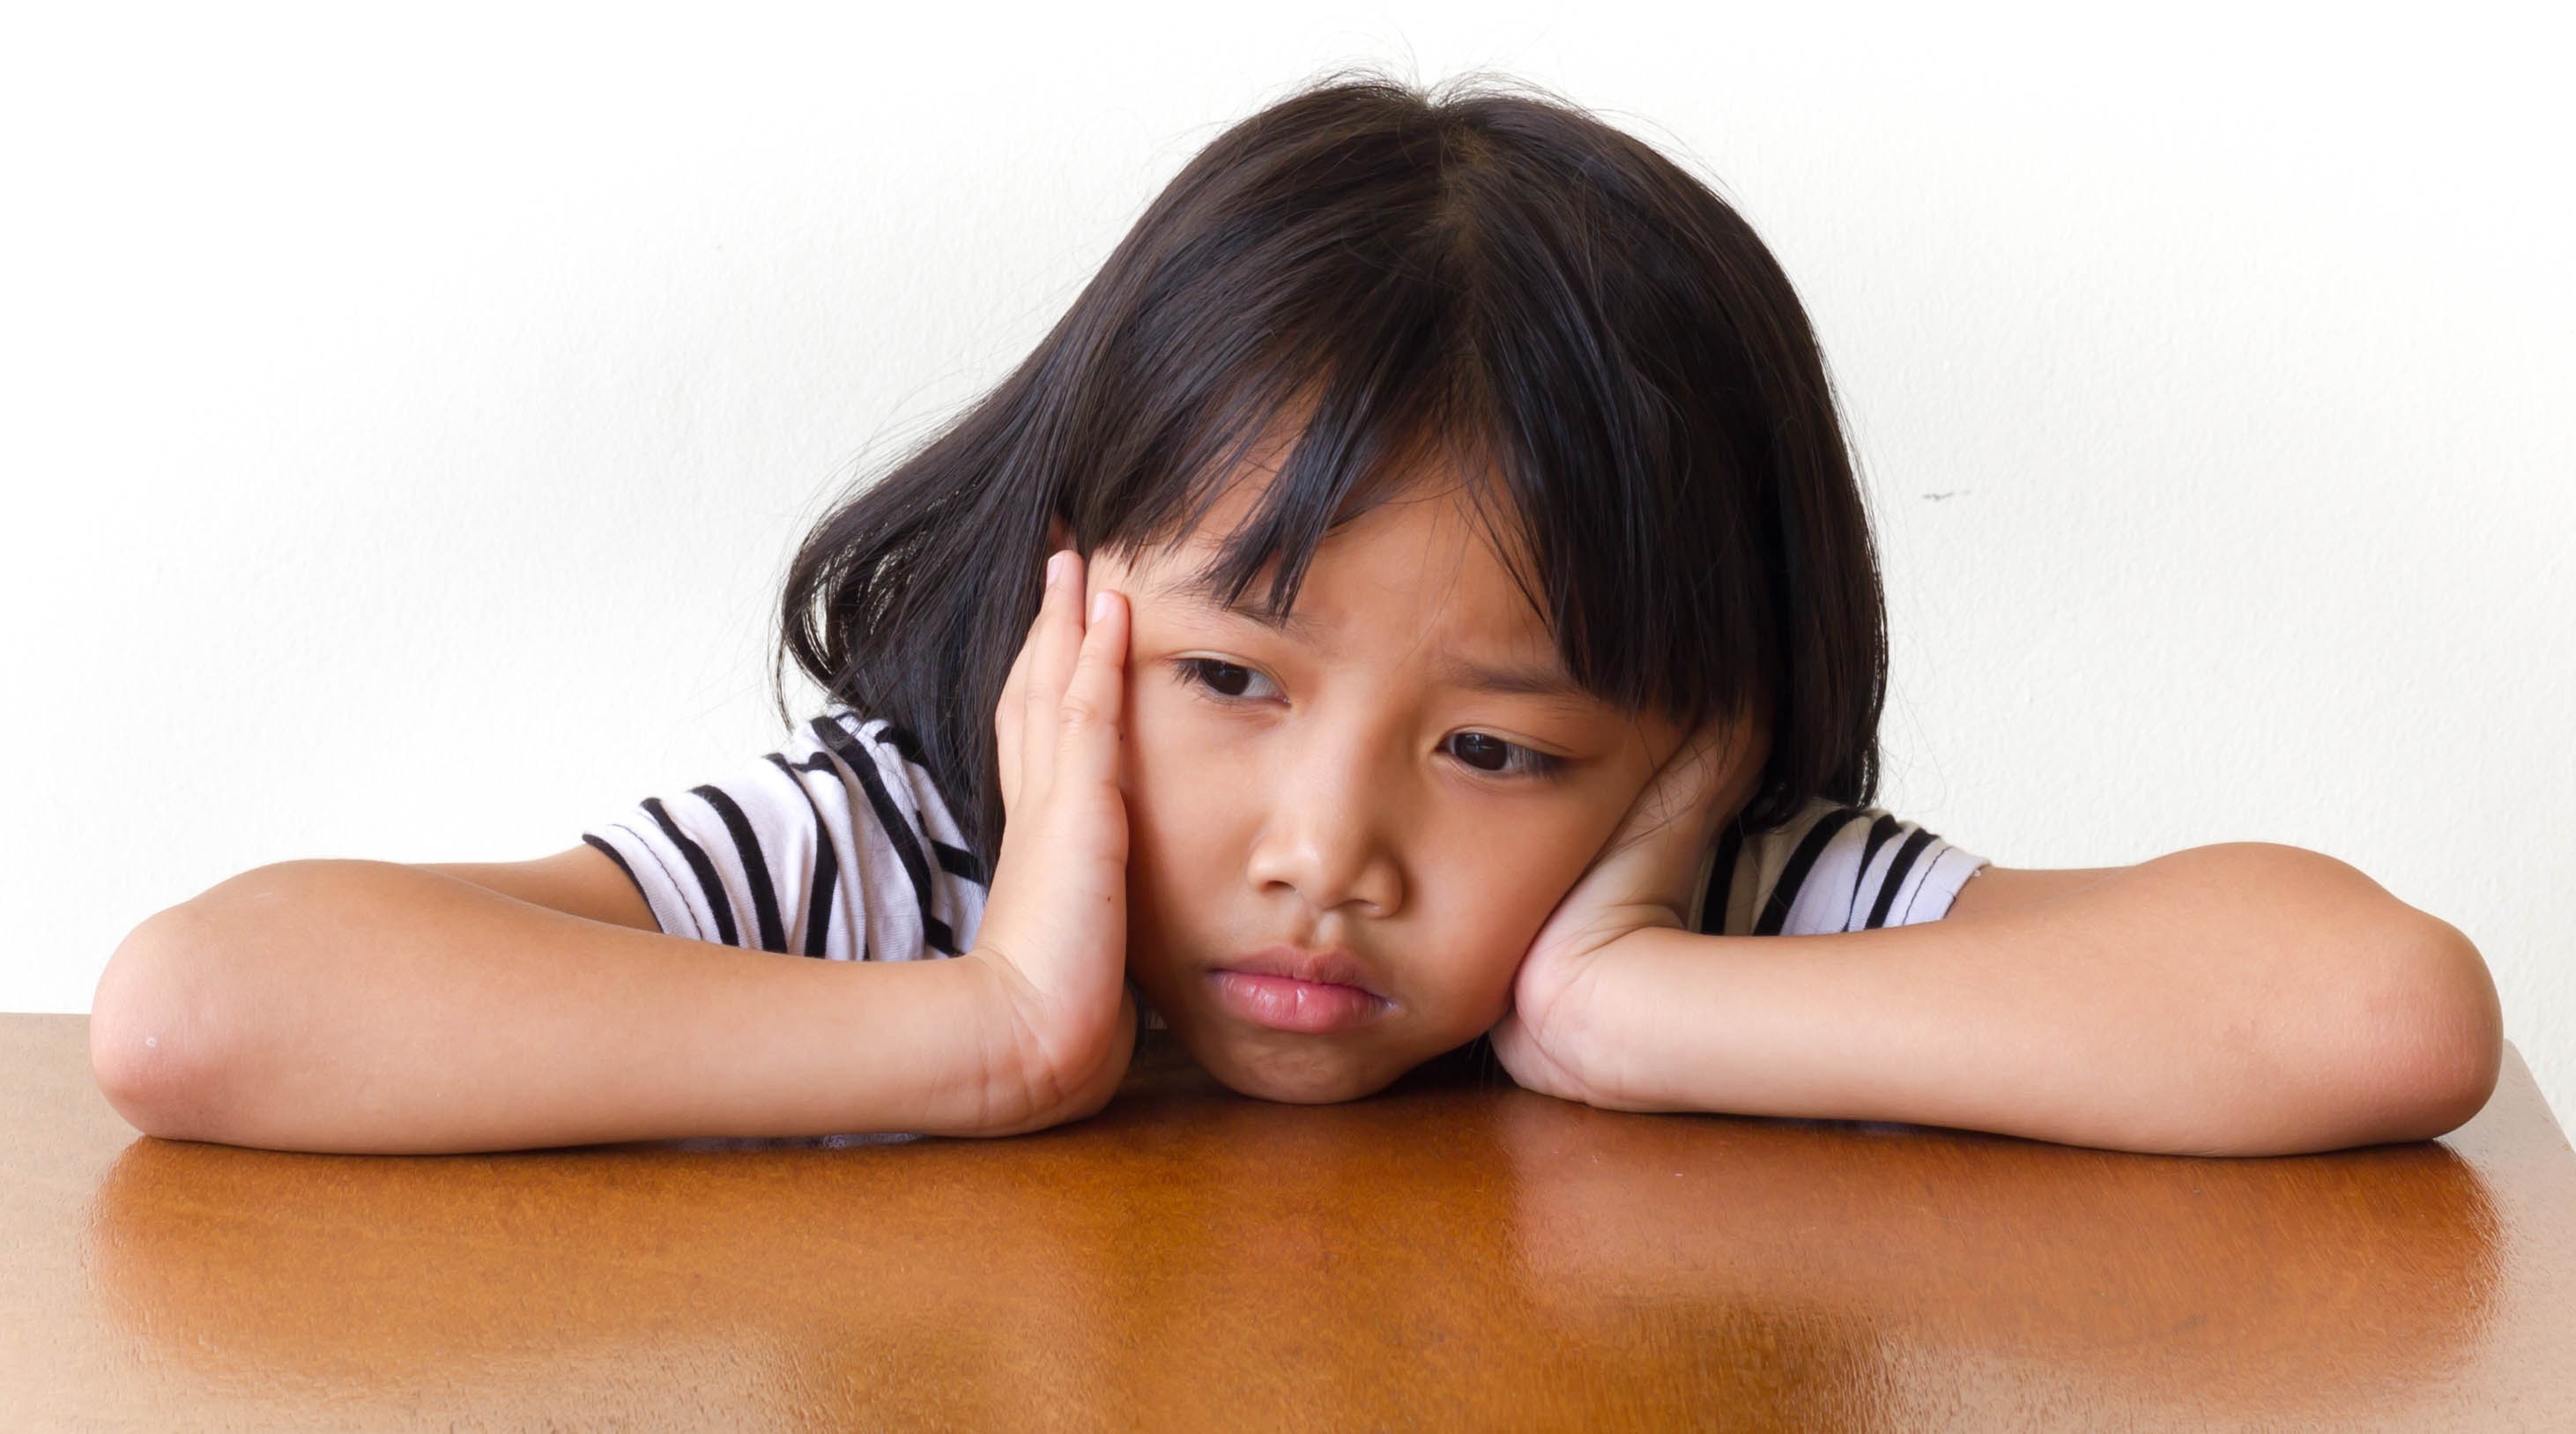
[1122, 476, 1592, 700]
[1147, 467, 1540, 617]
[1173, 442, 1533, 581]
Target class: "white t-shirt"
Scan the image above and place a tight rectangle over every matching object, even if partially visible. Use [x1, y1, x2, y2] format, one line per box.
[583, 708, 1987, 966]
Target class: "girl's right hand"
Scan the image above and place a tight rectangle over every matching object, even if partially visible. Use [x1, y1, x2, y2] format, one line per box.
[960, 547, 1139, 1134]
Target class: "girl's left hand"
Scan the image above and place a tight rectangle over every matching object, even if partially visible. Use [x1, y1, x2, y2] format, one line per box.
[1488, 724, 1746, 1107]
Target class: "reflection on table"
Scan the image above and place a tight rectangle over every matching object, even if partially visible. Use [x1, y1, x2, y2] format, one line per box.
[71, 1030, 2550, 1430]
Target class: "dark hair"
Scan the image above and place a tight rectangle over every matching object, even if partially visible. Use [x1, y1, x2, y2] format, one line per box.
[780, 72, 1887, 867]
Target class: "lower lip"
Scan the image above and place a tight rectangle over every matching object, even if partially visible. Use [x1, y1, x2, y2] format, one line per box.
[1206, 970, 1389, 1035]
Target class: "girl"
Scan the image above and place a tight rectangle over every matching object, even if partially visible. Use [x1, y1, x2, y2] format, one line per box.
[89, 76, 2502, 1156]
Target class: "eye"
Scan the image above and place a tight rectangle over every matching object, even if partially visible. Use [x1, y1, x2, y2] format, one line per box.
[1444, 732, 1567, 781]
[1176, 658, 1566, 781]
[1174, 657, 1281, 702]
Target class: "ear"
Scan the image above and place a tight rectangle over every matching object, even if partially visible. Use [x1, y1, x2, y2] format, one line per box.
[1045, 514, 1074, 555]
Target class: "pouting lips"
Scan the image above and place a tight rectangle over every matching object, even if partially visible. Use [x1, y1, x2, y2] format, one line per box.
[1205, 969, 1390, 1036]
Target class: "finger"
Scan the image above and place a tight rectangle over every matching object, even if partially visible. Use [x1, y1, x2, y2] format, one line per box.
[1020, 550, 1087, 795]
[1053, 587, 1129, 783]
[1615, 722, 1742, 855]
[1576, 724, 1747, 922]
[994, 567, 1049, 810]
[994, 586, 1046, 812]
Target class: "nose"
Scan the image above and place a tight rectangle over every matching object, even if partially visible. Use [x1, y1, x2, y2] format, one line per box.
[1243, 722, 1407, 920]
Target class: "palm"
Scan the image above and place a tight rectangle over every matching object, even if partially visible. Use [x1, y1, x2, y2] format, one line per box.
[969, 549, 1140, 1131]
[1490, 726, 1743, 1103]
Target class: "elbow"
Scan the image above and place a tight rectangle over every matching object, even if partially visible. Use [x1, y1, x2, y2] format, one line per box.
[2335, 906, 2503, 1145]
[92, 899, 243, 1141]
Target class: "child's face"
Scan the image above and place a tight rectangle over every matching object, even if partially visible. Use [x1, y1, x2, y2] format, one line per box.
[1081, 464, 1728, 1103]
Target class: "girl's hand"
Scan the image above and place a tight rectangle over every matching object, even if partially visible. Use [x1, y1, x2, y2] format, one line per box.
[1488, 725, 1742, 1108]
[959, 549, 1139, 1134]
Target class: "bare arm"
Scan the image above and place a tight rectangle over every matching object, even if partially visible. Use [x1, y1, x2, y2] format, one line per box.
[1575, 844, 2503, 1155]
[92, 553, 1141, 1155]
[417, 843, 666, 929]
[87, 849, 1074, 1153]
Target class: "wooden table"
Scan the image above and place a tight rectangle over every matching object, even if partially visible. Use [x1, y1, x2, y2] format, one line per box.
[4, 1014, 2572, 1430]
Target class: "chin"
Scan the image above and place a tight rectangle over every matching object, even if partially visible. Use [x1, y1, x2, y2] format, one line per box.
[1191, 1036, 1411, 1105]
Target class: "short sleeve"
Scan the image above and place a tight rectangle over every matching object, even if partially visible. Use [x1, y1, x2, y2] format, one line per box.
[1689, 798, 1987, 937]
[581, 710, 989, 962]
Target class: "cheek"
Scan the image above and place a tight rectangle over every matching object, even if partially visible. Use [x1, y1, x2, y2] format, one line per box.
[1116, 687, 1248, 952]
[1108, 672, 1624, 1050]
[1404, 812, 1606, 1018]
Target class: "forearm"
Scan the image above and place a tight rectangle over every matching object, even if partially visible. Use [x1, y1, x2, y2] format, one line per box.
[1584, 843, 2502, 1155]
[91, 860, 1037, 1152]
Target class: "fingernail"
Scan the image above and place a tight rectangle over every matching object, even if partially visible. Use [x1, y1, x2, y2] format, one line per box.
[1090, 591, 1114, 623]
[1045, 551, 1069, 585]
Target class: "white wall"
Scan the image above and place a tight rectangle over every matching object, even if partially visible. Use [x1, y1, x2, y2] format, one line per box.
[5, 3, 2569, 1120]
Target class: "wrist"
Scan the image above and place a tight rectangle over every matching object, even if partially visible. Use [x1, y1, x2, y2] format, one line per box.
[1513, 932, 1656, 1111]
[948, 950, 1133, 1136]
[1590, 925, 1872, 1118]
[1548, 925, 1708, 1112]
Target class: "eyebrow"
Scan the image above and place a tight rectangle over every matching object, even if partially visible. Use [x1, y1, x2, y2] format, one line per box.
[1427, 655, 1589, 700]
[1151, 572, 1325, 639]
[1151, 573, 1590, 702]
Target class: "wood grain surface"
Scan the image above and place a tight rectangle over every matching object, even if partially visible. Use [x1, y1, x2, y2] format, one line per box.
[4, 1013, 2570, 1430]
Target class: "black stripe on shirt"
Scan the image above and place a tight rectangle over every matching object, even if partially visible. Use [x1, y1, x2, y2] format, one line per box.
[865, 716, 984, 885]
[691, 784, 788, 955]
[1698, 824, 1746, 935]
[779, 747, 872, 962]
[764, 752, 840, 959]
[1866, 828, 1939, 929]
[811, 716, 960, 956]
[1754, 806, 1864, 937]
[932, 839, 988, 885]
[1851, 814, 1903, 933]
[873, 717, 931, 769]
[867, 715, 976, 827]
[581, 834, 657, 930]
[642, 796, 740, 947]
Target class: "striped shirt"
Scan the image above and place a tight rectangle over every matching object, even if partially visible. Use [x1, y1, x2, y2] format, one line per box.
[583, 710, 989, 965]
[582, 708, 1987, 969]
[1688, 799, 1989, 936]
